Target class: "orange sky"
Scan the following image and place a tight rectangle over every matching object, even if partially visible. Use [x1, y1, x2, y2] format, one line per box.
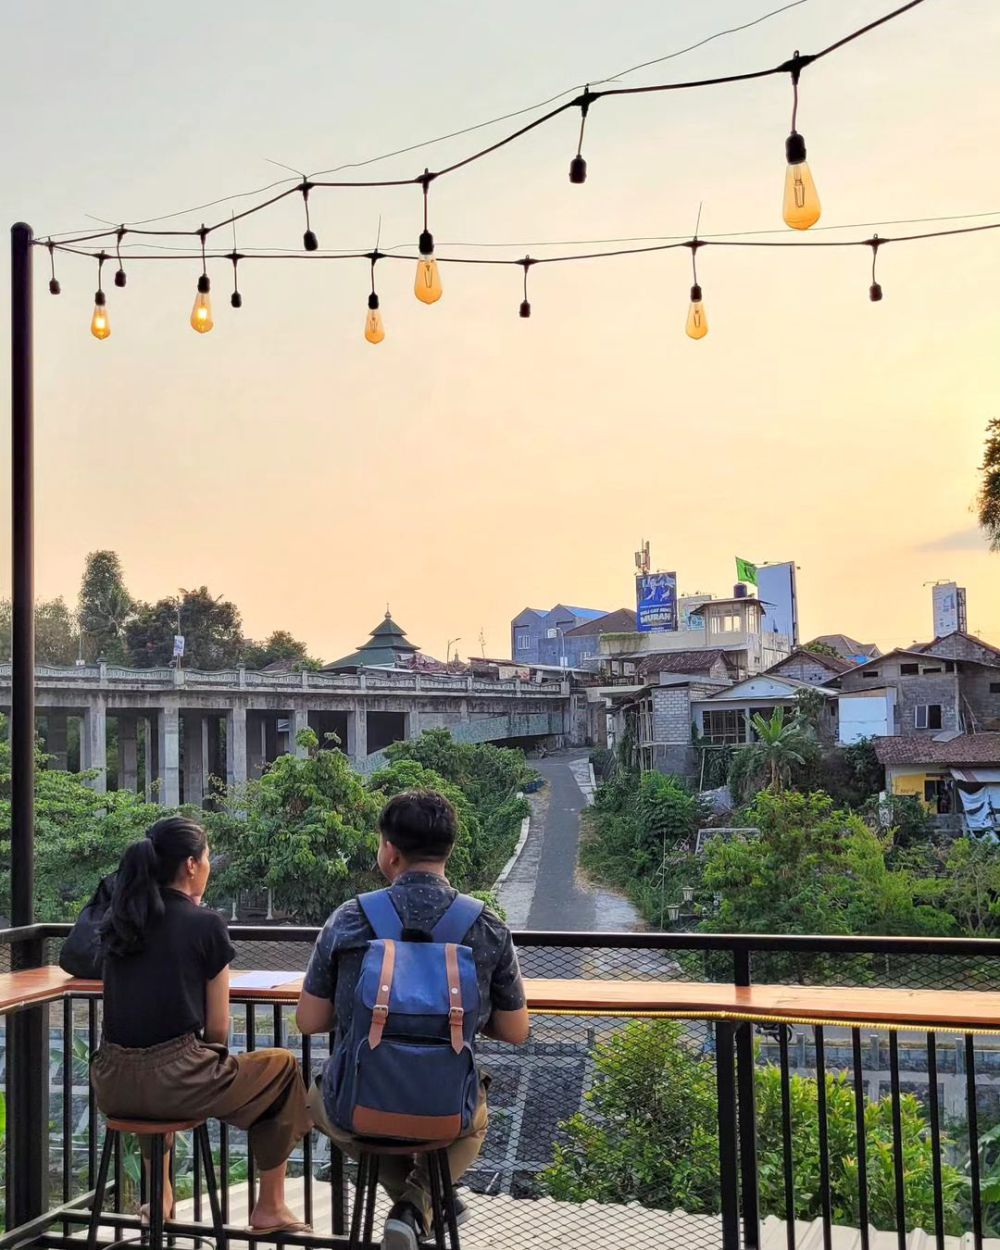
[2, 0, 999, 664]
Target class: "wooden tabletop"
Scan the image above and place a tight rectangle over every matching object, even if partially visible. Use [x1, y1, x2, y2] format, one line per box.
[5, 967, 1000, 1030]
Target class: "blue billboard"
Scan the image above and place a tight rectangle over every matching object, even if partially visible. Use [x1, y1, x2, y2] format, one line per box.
[636, 572, 678, 632]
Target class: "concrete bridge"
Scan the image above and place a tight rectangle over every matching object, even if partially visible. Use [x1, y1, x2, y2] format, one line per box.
[0, 662, 571, 806]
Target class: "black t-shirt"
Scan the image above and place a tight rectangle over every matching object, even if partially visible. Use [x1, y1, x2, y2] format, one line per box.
[102, 889, 236, 1047]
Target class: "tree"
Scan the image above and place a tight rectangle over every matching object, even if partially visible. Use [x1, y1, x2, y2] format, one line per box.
[125, 587, 244, 669]
[243, 629, 320, 671]
[978, 417, 1000, 551]
[78, 551, 133, 661]
[700, 791, 950, 978]
[747, 708, 815, 792]
[543, 1020, 963, 1233]
[207, 730, 380, 922]
[805, 640, 841, 658]
[0, 722, 163, 921]
[0, 597, 79, 665]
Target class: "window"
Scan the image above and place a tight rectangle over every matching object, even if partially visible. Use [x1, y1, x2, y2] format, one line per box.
[702, 709, 745, 746]
[862, 670, 880, 680]
[921, 666, 942, 675]
[900, 663, 919, 676]
[945, 662, 955, 673]
[991, 682, 1000, 695]
[915, 704, 943, 730]
[516, 633, 530, 651]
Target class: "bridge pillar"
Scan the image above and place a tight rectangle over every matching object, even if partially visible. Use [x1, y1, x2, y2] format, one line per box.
[46, 711, 68, 770]
[119, 715, 138, 792]
[158, 704, 180, 807]
[226, 704, 247, 789]
[183, 712, 206, 807]
[144, 715, 158, 801]
[406, 709, 421, 741]
[347, 704, 367, 760]
[81, 698, 107, 792]
[288, 706, 310, 757]
[247, 713, 266, 777]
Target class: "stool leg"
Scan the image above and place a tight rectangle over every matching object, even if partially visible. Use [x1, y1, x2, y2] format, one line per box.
[198, 1124, 228, 1250]
[331, 1144, 346, 1236]
[149, 1135, 165, 1250]
[427, 1152, 445, 1250]
[437, 1151, 461, 1250]
[362, 1156, 380, 1250]
[87, 1129, 115, 1250]
[349, 1154, 370, 1250]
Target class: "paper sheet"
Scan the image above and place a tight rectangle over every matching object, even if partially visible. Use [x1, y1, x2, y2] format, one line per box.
[231, 971, 302, 990]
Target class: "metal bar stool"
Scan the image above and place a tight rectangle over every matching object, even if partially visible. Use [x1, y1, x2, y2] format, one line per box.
[87, 1117, 226, 1250]
[349, 1141, 461, 1250]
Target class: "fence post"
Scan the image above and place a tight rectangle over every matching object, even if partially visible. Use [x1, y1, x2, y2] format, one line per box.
[716, 1021, 742, 1250]
[734, 948, 761, 1250]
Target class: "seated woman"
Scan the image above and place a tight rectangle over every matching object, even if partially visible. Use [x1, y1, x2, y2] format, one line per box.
[91, 816, 310, 1233]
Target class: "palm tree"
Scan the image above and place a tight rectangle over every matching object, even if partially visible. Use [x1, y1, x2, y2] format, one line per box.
[979, 417, 1000, 551]
[747, 707, 813, 792]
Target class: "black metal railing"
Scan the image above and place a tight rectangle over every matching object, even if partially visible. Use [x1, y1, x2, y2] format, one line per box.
[5, 925, 1000, 1250]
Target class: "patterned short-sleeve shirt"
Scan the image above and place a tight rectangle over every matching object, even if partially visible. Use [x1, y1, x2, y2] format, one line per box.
[302, 871, 526, 1042]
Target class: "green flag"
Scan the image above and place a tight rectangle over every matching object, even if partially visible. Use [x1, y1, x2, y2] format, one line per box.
[735, 556, 758, 586]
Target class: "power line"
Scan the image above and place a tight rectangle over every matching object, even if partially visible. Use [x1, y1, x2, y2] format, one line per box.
[36, 0, 929, 250]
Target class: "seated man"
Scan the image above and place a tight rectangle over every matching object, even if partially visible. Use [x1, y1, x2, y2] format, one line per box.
[296, 789, 529, 1250]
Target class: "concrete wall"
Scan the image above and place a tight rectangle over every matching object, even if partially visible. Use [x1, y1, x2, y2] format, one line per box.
[771, 655, 842, 684]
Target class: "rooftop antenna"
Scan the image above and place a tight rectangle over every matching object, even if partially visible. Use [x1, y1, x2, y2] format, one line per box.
[478, 627, 487, 658]
[634, 539, 651, 577]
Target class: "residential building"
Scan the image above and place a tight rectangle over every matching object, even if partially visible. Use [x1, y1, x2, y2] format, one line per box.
[692, 675, 838, 747]
[510, 604, 608, 663]
[874, 733, 1000, 833]
[836, 647, 1000, 744]
[766, 648, 855, 685]
[599, 594, 791, 680]
[543, 607, 636, 668]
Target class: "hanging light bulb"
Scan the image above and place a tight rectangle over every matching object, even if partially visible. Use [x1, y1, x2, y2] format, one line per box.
[47, 241, 60, 295]
[230, 253, 243, 308]
[90, 289, 110, 340]
[782, 57, 820, 230]
[114, 228, 127, 287]
[365, 292, 385, 343]
[868, 235, 883, 301]
[686, 283, 708, 339]
[191, 274, 214, 333]
[519, 257, 533, 317]
[783, 134, 821, 230]
[301, 182, 318, 251]
[414, 172, 443, 304]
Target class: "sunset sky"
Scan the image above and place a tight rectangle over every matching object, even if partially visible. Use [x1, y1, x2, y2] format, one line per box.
[2, 0, 999, 664]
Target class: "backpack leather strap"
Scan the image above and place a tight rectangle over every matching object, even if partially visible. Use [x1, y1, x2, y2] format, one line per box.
[444, 943, 464, 1055]
[368, 940, 396, 1050]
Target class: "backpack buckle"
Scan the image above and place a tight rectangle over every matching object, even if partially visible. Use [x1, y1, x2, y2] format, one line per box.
[372, 1004, 389, 1021]
[448, 1006, 464, 1023]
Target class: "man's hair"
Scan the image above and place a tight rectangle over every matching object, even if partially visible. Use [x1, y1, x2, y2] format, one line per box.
[378, 789, 458, 861]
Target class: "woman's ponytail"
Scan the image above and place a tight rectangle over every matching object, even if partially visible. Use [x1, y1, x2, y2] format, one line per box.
[99, 816, 207, 958]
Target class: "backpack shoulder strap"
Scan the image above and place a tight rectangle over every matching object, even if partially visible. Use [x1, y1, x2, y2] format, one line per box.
[431, 894, 485, 945]
[357, 890, 404, 941]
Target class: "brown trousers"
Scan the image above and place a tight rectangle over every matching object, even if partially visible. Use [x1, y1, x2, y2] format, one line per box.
[92, 1033, 311, 1171]
[307, 1079, 489, 1230]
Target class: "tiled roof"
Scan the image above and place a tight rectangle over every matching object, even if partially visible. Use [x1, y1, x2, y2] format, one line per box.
[874, 733, 1000, 766]
[766, 648, 854, 676]
[638, 649, 736, 678]
[808, 634, 881, 660]
[558, 605, 608, 621]
[564, 608, 637, 637]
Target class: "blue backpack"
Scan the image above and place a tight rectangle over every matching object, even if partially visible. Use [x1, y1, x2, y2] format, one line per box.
[328, 888, 484, 1142]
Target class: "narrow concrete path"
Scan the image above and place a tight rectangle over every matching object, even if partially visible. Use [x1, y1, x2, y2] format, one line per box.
[497, 751, 640, 933]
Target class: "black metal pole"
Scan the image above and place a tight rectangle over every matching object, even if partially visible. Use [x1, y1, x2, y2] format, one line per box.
[10, 221, 35, 927]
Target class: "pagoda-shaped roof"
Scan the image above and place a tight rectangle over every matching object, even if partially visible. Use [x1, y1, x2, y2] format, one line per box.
[323, 610, 420, 673]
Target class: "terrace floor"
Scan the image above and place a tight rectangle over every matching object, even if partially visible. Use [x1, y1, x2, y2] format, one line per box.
[169, 1182, 1000, 1250]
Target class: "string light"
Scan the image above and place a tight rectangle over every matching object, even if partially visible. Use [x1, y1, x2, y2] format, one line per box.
[868, 233, 883, 300]
[365, 253, 385, 343]
[301, 182, 318, 251]
[685, 239, 708, 340]
[190, 227, 214, 333]
[46, 241, 60, 295]
[783, 53, 821, 230]
[229, 252, 243, 308]
[414, 170, 443, 304]
[114, 227, 127, 288]
[90, 253, 110, 340]
[519, 257, 533, 318]
[569, 88, 592, 184]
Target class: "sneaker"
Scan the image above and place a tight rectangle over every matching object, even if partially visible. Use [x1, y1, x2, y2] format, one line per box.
[420, 1195, 469, 1242]
[382, 1201, 426, 1250]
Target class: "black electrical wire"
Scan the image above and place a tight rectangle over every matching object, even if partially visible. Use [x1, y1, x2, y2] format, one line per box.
[33, 0, 930, 251]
